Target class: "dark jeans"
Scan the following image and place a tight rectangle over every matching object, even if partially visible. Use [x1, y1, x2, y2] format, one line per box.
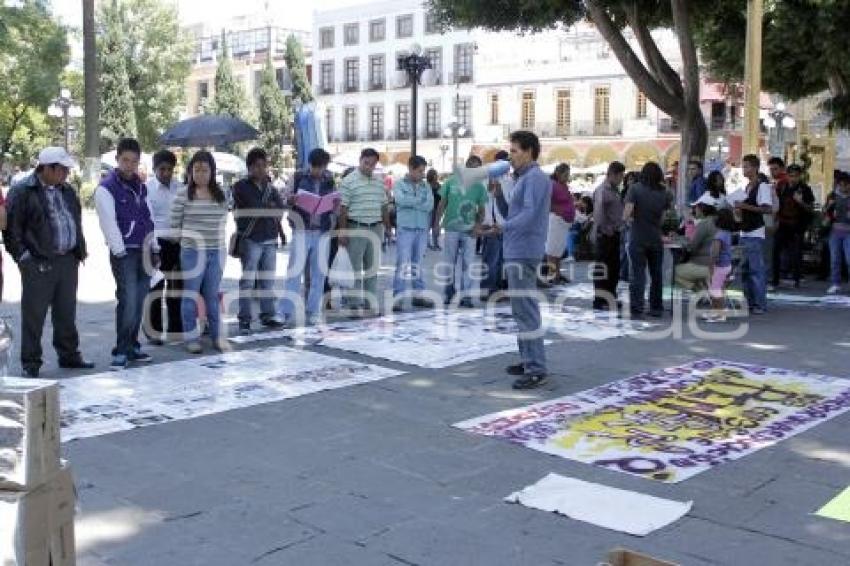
[110, 249, 151, 357]
[481, 233, 505, 294]
[19, 254, 83, 371]
[772, 224, 804, 285]
[629, 239, 664, 314]
[145, 239, 182, 339]
[592, 232, 620, 308]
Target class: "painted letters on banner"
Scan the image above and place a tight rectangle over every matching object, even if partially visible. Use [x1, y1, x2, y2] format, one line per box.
[455, 359, 850, 482]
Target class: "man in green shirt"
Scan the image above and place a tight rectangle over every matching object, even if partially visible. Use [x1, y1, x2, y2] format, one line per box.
[435, 155, 488, 307]
[338, 148, 390, 314]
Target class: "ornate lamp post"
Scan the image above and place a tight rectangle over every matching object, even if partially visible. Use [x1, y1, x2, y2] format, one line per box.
[396, 44, 432, 157]
[762, 102, 796, 159]
[443, 116, 467, 170]
[48, 88, 83, 151]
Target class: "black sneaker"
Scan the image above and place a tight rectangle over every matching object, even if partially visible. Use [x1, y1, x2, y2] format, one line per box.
[459, 299, 475, 308]
[23, 366, 39, 378]
[512, 374, 548, 390]
[238, 321, 251, 334]
[261, 318, 286, 330]
[130, 349, 152, 363]
[506, 363, 525, 376]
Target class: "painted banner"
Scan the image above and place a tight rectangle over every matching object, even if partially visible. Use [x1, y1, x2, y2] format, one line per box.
[59, 346, 402, 441]
[455, 359, 850, 482]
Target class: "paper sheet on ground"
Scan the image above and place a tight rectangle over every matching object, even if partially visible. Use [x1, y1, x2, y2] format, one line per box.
[456, 359, 850, 482]
[59, 346, 402, 441]
[815, 486, 850, 523]
[506, 473, 691, 536]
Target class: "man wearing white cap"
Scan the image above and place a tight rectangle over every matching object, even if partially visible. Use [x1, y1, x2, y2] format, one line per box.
[5, 147, 93, 377]
[674, 192, 719, 291]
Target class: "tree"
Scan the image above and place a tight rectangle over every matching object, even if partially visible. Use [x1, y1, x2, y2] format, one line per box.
[0, 0, 69, 169]
[697, 0, 850, 128]
[257, 60, 292, 171]
[97, 0, 136, 150]
[285, 34, 313, 105]
[96, 0, 192, 150]
[427, 0, 714, 198]
[212, 30, 253, 122]
[83, 0, 99, 165]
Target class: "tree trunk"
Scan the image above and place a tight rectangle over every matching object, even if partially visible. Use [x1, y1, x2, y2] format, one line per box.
[83, 0, 99, 176]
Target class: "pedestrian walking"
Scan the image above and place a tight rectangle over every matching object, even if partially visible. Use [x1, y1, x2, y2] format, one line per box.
[95, 138, 158, 370]
[337, 148, 390, 315]
[233, 148, 286, 332]
[591, 161, 626, 311]
[392, 155, 434, 311]
[493, 131, 551, 390]
[171, 150, 230, 353]
[280, 148, 337, 326]
[144, 149, 184, 344]
[624, 162, 672, 318]
[435, 155, 488, 307]
[5, 147, 93, 377]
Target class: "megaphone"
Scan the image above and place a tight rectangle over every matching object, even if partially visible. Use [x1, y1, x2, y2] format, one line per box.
[456, 160, 511, 189]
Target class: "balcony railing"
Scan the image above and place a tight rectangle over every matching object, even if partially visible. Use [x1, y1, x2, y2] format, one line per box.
[449, 71, 473, 84]
[319, 85, 334, 95]
[500, 119, 625, 138]
[341, 82, 360, 94]
[368, 81, 386, 91]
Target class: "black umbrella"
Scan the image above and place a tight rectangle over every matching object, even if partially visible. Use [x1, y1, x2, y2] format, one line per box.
[158, 114, 259, 147]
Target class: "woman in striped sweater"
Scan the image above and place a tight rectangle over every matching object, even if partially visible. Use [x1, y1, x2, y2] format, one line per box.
[170, 151, 230, 353]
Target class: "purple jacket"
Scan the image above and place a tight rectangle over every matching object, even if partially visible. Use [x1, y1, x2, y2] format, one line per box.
[100, 170, 155, 248]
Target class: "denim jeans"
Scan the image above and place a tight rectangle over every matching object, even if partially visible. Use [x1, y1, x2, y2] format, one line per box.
[181, 247, 225, 342]
[505, 259, 546, 375]
[443, 231, 476, 302]
[238, 239, 278, 323]
[566, 223, 582, 258]
[480, 233, 505, 294]
[741, 236, 767, 310]
[280, 230, 328, 319]
[830, 229, 850, 285]
[109, 249, 151, 357]
[628, 239, 663, 313]
[393, 227, 428, 295]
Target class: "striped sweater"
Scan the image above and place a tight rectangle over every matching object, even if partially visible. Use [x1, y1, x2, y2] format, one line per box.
[170, 188, 229, 249]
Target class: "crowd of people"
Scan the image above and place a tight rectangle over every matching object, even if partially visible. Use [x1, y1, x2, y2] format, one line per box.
[2, 130, 848, 389]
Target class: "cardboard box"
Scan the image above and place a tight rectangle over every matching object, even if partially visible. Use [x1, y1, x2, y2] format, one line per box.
[0, 379, 61, 491]
[0, 463, 76, 566]
[601, 548, 680, 566]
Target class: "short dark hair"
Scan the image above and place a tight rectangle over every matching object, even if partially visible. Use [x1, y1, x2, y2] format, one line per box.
[360, 148, 379, 160]
[466, 155, 482, 167]
[152, 149, 176, 168]
[742, 154, 760, 169]
[426, 168, 439, 183]
[787, 164, 803, 174]
[640, 161, 665, 188]
[509, 130, 541, 160]
[116, 138, 141, 157]
[308, 148, 331, 167]
[408, 155, 428, 169]
[246, 147, 268, 167]
[494, 150, 509, 161]
[607, 161, 626, 175]
[688, 160, 704, 170]
[767, 156, 786, 168]
[715, 207, 738, 231]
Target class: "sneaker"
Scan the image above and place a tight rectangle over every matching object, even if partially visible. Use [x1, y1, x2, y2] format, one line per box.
[512, 373, 548, 390]
[130, 348, 152, 363]
[827, 285, 841, 294]
[392, 303, 407, 313]
[238, 321, 251, 334]
[110, 355, 128, 371]
[412, 297, 435, 309]
[459, 299, 475, 309]
[186, 342, 203, 354]
[261, 318, 286, 329]
[506, 363, 525, 376]
[23, 366, 40, 378]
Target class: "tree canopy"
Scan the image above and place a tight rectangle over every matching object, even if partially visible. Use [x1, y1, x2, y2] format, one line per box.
[285, 34, 313, 105]
[98, 0, 137, 149]
[257, 60, 291, 171]
[0, 0, 69, 168]
[212, 31, 254, 123]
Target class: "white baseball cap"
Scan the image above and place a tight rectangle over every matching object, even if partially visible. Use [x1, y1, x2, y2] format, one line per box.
[37, 146, 76, 169]
[691, 192, 719, 208]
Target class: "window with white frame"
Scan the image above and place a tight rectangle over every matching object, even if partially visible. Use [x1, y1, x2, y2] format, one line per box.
[320, 27, 334, 49]
[396, 14, 413, 38]
[369, 19, 385, 42]
[344, 23, 359, 46]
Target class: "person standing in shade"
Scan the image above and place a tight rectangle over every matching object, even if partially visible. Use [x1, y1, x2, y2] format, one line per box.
[171, 151, 230, 353]
[772, 163, 814, 288]
[624, 162, 672, 318]
[280, 148, 337, 325]
[337, 148, 390, 315]
[481, 150, 513, 300]
[591, 161, 626, 311]
[5, 147, 93, 377]
[95, 138, 158, 370]
[492, 131, 551, 390]
[233, 148, 286, 332]
[427, 169, 442, 250]
[144, 150, 183, 344]
[435, 155, 488, 307]
[392, 155, 434, 311]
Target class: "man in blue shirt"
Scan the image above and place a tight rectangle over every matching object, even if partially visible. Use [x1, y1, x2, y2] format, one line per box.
[687, 160, 707, 204]
[492, 131, 552, 390]
[392, 155, 434, 311]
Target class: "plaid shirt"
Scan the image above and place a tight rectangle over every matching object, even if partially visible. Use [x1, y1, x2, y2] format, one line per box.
[43, 186, 77, 254]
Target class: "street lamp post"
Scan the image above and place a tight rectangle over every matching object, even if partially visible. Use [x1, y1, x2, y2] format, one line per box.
[439, 141, 449, 172]
[762, 102, 796, 159]
[397, 44, 432, 157]
[716, 136, 724, 160]
[48, 88, 83, 151]
[443, 117, 467, 170]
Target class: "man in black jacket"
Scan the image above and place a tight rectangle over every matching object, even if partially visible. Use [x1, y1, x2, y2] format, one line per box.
[5, 147, 94, 377]
[772, 163, 815, 288]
